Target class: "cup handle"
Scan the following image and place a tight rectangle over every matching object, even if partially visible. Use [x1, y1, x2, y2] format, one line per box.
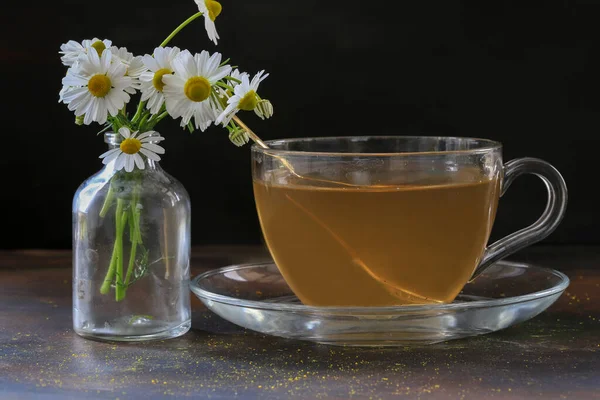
[470, 157, 568, 280]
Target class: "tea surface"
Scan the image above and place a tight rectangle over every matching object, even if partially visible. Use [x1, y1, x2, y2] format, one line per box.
[254, 175, 499, 306]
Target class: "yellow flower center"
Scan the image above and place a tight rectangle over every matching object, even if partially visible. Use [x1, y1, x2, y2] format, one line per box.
[205, 0, 222, 21]
[238, 90, 258, 111]
[91, 41, 106, 56]
[88, 74, 112, 98]
[120, 138, 142, 155]
[184, 76, 211, 102]
[152, 68, 172, 92]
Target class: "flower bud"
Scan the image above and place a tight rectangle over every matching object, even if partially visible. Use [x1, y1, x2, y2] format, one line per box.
[229, 129, 249, 147]
[254, 99, 274, 120]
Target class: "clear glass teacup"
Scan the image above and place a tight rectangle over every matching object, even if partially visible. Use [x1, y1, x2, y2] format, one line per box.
[252, 136, 567, 307]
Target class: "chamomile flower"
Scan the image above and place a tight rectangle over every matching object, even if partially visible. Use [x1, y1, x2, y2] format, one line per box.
[99, 127, 165, 172]
[162, 50, 231, 131]
[110, 47, 146, 93]
[61, 49, 133, 125]
[59, 38, 112, 66]
[139, 47, 181, 114]
[216, 71, 269, 126]
[194, 0, 222, 45]
[215, 69, 249, 109]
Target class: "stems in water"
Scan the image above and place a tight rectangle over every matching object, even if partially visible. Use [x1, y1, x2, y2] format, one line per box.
[99, 184, 115, 218]
[100, 240, 119, 294]
[115, 199, 128, 301]
[123, 189, 141, 293]
[100, 179, 145, 301]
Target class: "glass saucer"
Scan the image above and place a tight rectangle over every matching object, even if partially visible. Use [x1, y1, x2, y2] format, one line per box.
[190, 261, 569, 346]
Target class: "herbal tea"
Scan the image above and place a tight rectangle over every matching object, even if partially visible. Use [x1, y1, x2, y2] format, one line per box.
[254, 175, 500, 306]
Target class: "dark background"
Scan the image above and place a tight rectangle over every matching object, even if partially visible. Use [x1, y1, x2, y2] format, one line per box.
[2, 0, 598, 249]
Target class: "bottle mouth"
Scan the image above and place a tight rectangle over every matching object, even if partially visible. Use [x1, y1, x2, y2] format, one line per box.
[104, 131, 162, 145]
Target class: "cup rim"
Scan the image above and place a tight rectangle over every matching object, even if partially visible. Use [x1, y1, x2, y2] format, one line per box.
[251, 135, 502, 157]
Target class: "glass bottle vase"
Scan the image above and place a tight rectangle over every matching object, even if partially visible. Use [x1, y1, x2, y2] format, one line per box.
[72, 132, 191, 341]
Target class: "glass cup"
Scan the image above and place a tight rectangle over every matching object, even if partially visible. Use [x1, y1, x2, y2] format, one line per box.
[252, 136, 567, 307]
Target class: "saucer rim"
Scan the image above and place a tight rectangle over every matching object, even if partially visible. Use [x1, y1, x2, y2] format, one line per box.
[190, 260, 570, 313]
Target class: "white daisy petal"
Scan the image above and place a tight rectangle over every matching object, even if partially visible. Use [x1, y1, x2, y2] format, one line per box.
[136, 131, 156, 141]
[124, 155, 135, 172]
[68, 93, 89, 113]
[216, 103, 238, 125]
[140, 86, 155, 102]
[147, 92, 164, 114]
[75, 93, 94, 116]
[114, 153, 127, 171]
[100, 49, 111, 73]
[133, 154, 145, 170]
[83, 105, 95, 125]
[206, 52, 221, 74]
[139, 148, 161, 161]
[99, 148, 119, 159]
[210, 65, 232, 83]
[140, 136, 165, 143]
[95, 99, 108, 125]
[143, 54, 160, 72]
[123, 154, 135, 172]
[141, 143, 165, 154]
[62, 87, 89, 103]
[119, 127, 131, 138]
[104, 92, 120, 116]
[62, 72, 88, 87]
[103, 150, 122, 165]
[204, 17, 219, 45]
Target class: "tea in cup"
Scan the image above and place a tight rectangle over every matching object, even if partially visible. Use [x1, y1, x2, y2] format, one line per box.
[252, 137, 567, 306]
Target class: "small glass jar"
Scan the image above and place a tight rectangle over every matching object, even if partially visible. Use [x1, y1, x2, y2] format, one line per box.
[72, 132, 191, 341]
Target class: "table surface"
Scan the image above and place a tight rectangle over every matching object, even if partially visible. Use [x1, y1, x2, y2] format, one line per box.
[1, 245, 598, 399]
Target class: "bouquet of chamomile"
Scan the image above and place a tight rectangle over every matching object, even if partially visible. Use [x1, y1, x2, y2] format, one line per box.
[62, 0, 273, 301]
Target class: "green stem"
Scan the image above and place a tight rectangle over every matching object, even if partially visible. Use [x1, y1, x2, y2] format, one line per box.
[159, 12, 204, 47]
[123, 185, 141, 295]
[131, 177, 144, 245]
[123, 238, 138, 290]
[225, 76, 241, 84]
[134, 205, 143, 244]
[131, 102, 146, 125]
[153, 111, 170, 124]
[99, 183, 115, 218]
[114, 199, 127, 301]
[100, 198, 126, 295]
[100, 240, 119, 294]
[129, 185, 142, 244]
[121, 182, 144, 299]
[137, 113, 151, 132]
[216, 81, 235, 92]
